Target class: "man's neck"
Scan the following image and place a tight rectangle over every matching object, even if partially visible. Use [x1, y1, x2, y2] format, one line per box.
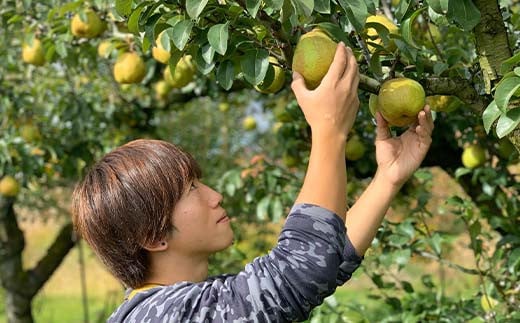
[145, 252, 209, 286]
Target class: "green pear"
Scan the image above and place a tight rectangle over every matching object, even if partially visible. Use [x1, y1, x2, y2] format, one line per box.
[377, 78, 425, 127]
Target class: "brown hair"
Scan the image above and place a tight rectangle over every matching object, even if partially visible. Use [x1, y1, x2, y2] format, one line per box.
[72, 139, 201, 288]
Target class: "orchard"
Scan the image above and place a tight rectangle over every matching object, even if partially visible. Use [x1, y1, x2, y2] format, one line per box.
[1, 0, 519, 322]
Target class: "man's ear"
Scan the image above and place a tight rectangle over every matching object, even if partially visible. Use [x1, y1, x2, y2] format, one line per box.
[142, 240, 168, 252]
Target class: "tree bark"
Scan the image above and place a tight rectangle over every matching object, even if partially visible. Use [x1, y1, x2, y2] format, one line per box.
[473, 0, 519, 152]
[0, 197, 76, 323]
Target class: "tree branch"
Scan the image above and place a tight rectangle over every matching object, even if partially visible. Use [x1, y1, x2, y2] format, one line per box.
[26, 222, 76, 297]
[0, 197, 26, 289]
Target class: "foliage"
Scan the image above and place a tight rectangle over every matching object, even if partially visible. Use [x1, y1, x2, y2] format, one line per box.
[1, 0, 520, 322]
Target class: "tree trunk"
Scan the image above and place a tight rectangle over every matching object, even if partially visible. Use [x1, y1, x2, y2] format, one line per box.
[0, 196, 76, 323]
[473, 0, 519, 152]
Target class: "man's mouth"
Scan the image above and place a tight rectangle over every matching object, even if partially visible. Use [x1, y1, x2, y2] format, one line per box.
[217, 213, 229, 223]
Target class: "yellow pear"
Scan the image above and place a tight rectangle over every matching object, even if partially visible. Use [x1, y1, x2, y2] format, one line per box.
[368, 94, 378, 117]
[163, 56, 196, 88]
[97, 40, 112, 58]
[20, 124, 41, 142]
[377, 78, 425, 127]
[0, 176, 20, 197]
[154, 80, 171, 100]
[71, 10, 105, 39]
[480, 295, 499, 312]
[345, 135, 366, 161]
[425, 95, 461, 113]
[462, 144, 486, 169]
[22, 38, 45, 66]
[219, 102, 230, 112]
[152, 31, 171, 64]
[113, 52, 146, 84]
[292, 28, 338, 90]
[242, 116, 257, 131]
[255, 57, 286, 94]
[365, 14, 399, 53]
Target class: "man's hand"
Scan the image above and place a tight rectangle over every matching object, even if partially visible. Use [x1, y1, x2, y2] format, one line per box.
[291, 42, 360, 139]
[375, 106, 434, 187]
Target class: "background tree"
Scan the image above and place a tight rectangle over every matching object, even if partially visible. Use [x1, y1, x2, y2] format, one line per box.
[1, 0, 519, 322]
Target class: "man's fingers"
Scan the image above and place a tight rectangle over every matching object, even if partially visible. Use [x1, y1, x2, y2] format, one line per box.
[418, 105, 434, 136]
[291, 71, 308, 96]
[375, 112, 392, 141]
[321, 42, 348, 86]
[341, 47, 359, 87]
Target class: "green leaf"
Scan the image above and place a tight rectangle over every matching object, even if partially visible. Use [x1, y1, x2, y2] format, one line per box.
[127, 5, 145, 33]
[246, 0, 262, 18]
[316, 22, 350, 45]
[427, 0, 448, 14]
[270, 197, 284, 222]
[496, 108, 520, 139]
[216, 60, 235, 90]
[201, 43, 215, 64]
[402, 281, 414, 293]
[240, 49, 269, 85]
[159, 29, 171, 51]
[257, 195, 271, 220]
[265, 0, 284, 11]
[495, 76, 520, 110]
[395, 0, 413, 22]
[336, 0, 367, 31]
[508, 248, 520, 274]
[186, 0, 209, 19]
[115, 0, 133, 17]
[314, 0, 330, 14]
[194, 48, 215, 74]
[169, 20, 193, 50]
[292, 0, 314, 17]
[447, 0, 481, 31]
[429, 233, 442, 255]
[469, 221, 481, 239]
[167, 52, 183, 79]
[515, 67, 520, 77]
[400, 7, 427, 49]
[455, 167, 471, 178]
[483, 100, 501, 134]
[500, 52, 520, 74]
[208, 23, 229, 55]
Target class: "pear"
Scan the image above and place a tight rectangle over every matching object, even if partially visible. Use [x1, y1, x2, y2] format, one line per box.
[113, 52, 146, 84]
[255, 57, 286, 94]
[154, 80, 171, 100]
[97, 40, 112, 58]
[71, 10, 105, 39]
[0, 176, 20, 197]
[163, 56, 196, 88]
[22, 38, 45, 66]
[425, 95, 461, 113]
[377, 78, 425, 127]
[152, 31, 171, 64]
[218, 102, 230, 112]
[242, 116, 257, 131]
[368, 94, 378, 118]
[292, 29, 337, 90]
[365, 14, 399, 53]
[462, 144, 486, 169]
[345, 135, 366, 161]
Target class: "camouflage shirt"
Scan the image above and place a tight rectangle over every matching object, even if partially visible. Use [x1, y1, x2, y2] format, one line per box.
[108, 203, 363, 322]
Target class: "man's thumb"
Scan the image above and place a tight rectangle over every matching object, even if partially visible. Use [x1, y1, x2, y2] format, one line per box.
[291, 71, 307, 93]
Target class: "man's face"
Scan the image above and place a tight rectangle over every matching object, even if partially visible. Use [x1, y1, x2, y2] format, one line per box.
[167, 180, 234, 257]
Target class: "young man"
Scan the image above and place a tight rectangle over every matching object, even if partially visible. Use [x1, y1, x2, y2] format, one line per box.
[72, 42, 433, 322]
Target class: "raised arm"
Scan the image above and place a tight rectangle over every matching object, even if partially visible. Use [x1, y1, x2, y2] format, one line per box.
[345, 109, 434, 255]
[292, 42, 360, 218]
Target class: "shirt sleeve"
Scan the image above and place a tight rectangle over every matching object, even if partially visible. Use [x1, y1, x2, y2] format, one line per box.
[111, 203, 363, 323]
